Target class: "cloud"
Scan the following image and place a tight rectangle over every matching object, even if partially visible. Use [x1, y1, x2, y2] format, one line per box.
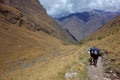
[39, 0, 120, 17]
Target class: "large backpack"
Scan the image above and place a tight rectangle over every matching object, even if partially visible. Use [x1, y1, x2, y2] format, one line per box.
[90, 48, 95, 54]
[90, 48, 100, 55]
[93, 48, 100, 55]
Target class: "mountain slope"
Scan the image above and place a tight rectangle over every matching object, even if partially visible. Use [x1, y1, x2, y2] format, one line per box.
[59, 16, 85, 41]
[0, 3, 87, 80]
[83, 15, 120, 78]
[0, 2, 59, 74]
[85, 15, 120, 41]
[57, 10, 120, 41]
[3, 0, 76, 43]
[0, 0, 78, 76]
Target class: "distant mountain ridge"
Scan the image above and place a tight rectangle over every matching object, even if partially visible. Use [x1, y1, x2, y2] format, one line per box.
[57, 10, 120, 23]
[56, 10, 120, 41]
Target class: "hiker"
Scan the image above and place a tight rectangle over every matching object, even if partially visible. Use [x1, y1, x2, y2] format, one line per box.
[89, 46, 100, 66]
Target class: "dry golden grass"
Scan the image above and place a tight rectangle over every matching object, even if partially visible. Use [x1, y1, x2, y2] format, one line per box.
[83, 16, 120, 74]
[0, 45, 88, 80]
[0, 3, 66, 75]
[0, 2, 88, 80]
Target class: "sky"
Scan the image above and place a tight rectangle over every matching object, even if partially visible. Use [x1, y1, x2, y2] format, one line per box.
[39, 0, 120, 17]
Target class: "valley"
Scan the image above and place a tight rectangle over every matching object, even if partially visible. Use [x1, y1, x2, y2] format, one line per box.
[0, 0, 120, 80]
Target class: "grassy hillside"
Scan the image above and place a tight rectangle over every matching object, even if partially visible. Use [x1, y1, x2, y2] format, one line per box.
[82, 15, 120, 77]
[0, 2, 62, 74]
[3, 0, 76, 43]
[1, 0, 120, 79]
[0, 2, 88, 80]
[0, 45, 89, 80]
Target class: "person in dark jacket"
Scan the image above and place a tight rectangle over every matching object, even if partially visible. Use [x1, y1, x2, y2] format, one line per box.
[89, 46, 100, 66]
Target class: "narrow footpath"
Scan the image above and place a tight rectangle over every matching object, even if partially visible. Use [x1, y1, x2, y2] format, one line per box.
[88, 57, 108, 80]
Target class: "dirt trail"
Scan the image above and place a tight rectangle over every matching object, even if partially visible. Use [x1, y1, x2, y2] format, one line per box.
[88, 57, 105, 80]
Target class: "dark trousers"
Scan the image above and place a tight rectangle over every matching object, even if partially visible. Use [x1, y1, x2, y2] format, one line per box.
[90, 53, 99, 66]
